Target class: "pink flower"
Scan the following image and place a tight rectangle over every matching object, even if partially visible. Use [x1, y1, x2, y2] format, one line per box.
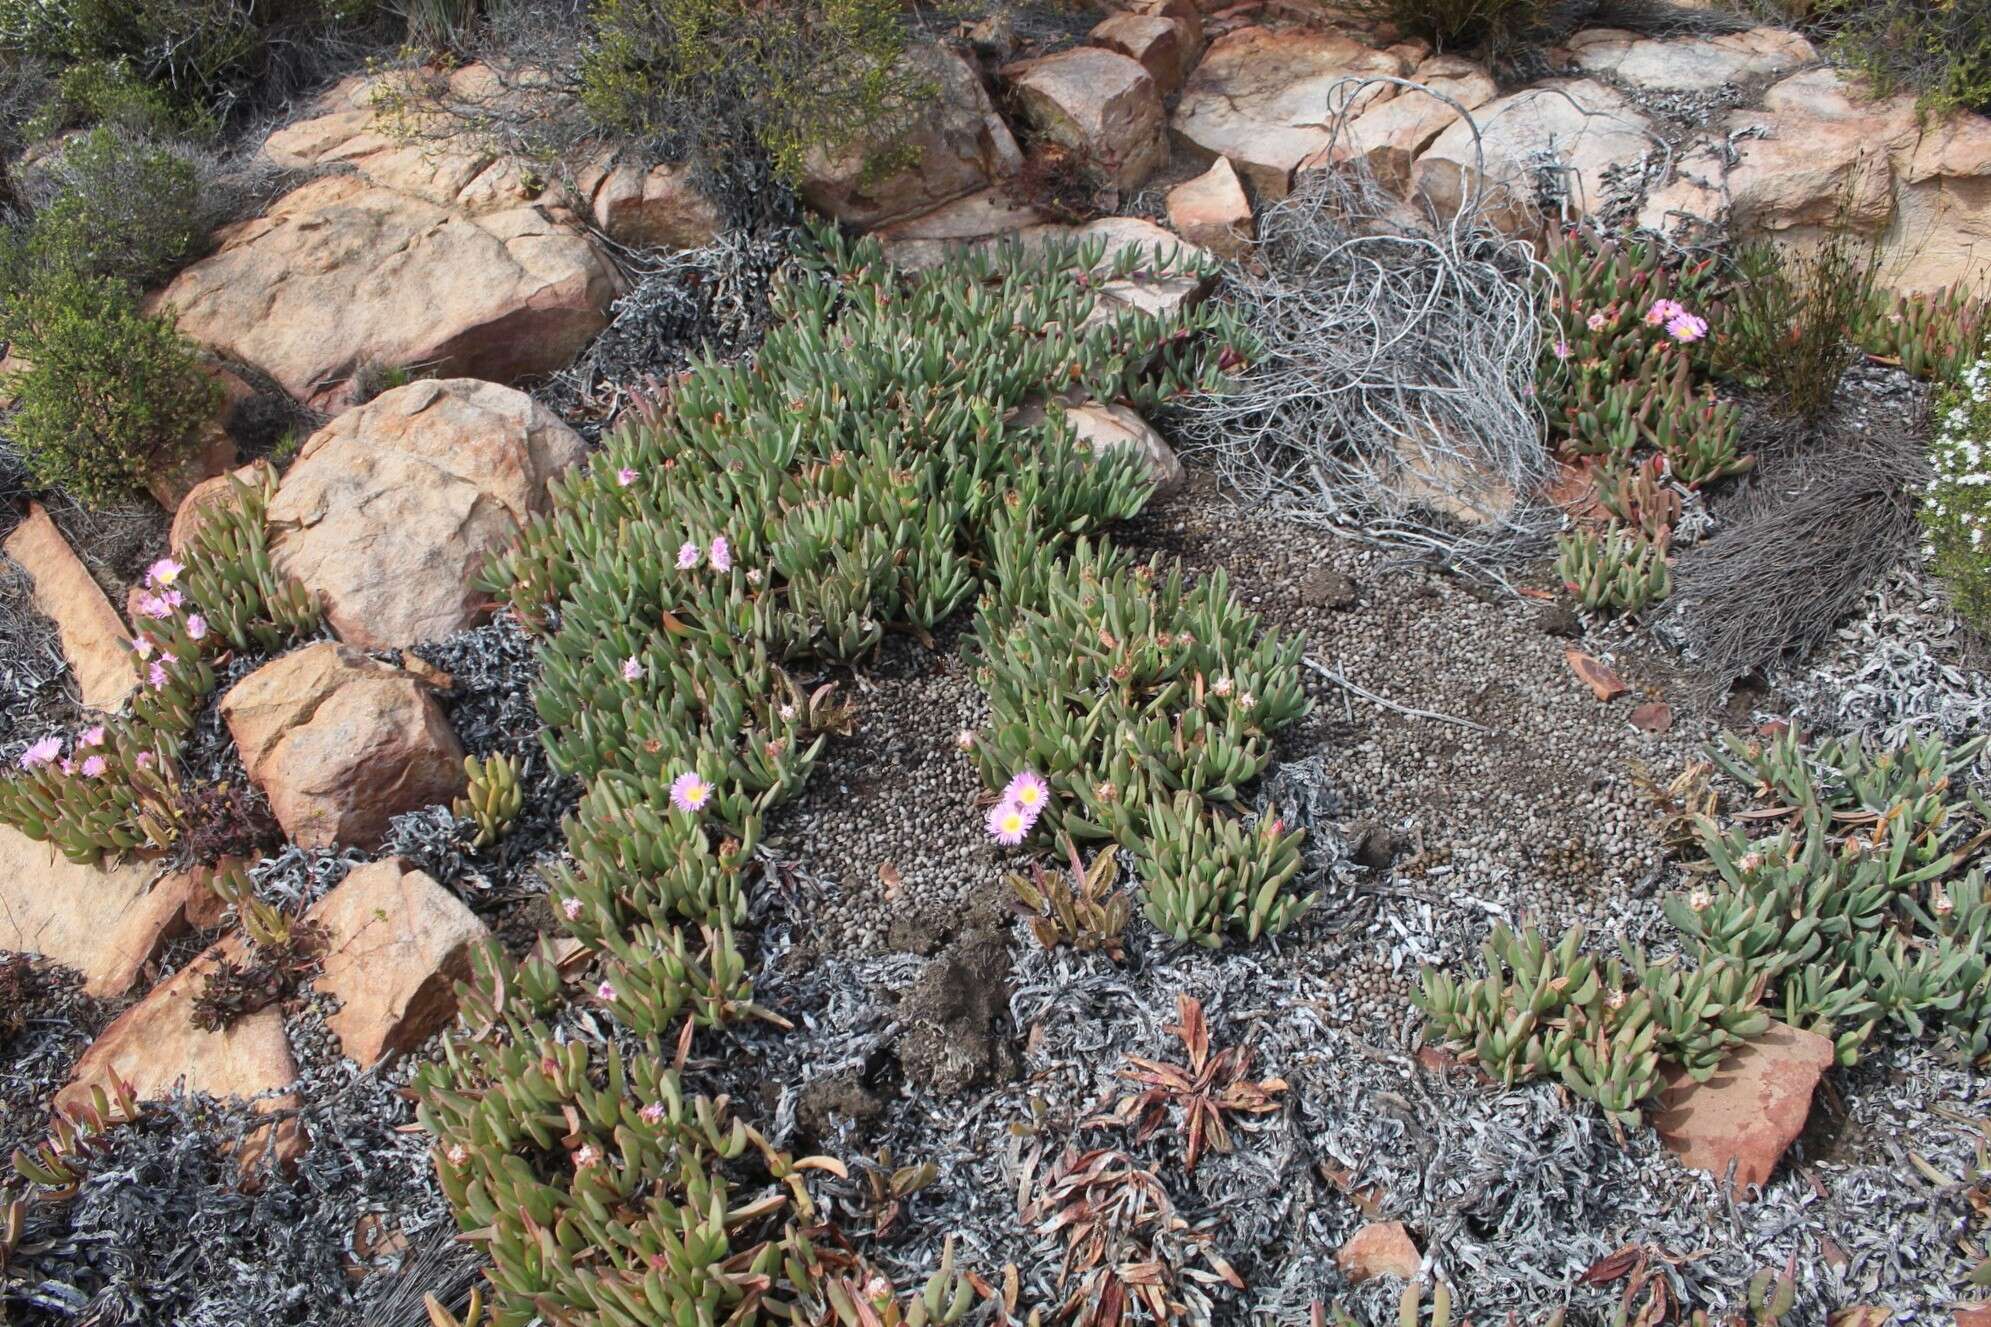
[1586, 311, 1608, 332]
[147, 661, 169, 689]
[186, 615, 207, 641]
[131, 635, 154, 661]
[985, 801, 1031, 846]
[1552, 339, 1573, 361]
[17, 736, 61, 770]
[1002, 770, 1049, 819]
[134, 751, 155, 770]
[145, 558, 183, 587]
[561, 896, 583, 920]
[59, 758, 73, 776]
[622, 656, 644, 682]
[572, 1144, 601, 1168]
[78, 726, 105, 748]
[708, 536, 731, 572]
[616, 467, 638, 487]
[676, 541, 701, 570]
[669, 770, 712, 813]
[445, 1143, 469, 1167]
[639, 1102, 667, 1124]
[1664, 312, 1708, 344]
[596, 980, 617, 1002]
[79, 755, 106, 779]
[136, 592, 172, 620]
[1645, 298, 1685, 327]
[955, 729, 976, 752]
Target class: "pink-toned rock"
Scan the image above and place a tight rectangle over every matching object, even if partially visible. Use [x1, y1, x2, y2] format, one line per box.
[1006, 48, 1168, 193]
[1066, 402, 1186, 496]
[876, 188, 1048, 245]
[1172, 27, 1408, 199]
[1565, 26, 1815, 90]
[576, 155, 724, 251]
[0, 828, 189, 998]
[1305, 53, 1497, 193]
[308, 858, 488, 1066]
[886, 214, 1212, 319]
[801, 42, 1021, 228]
[151, 172, 617, 412]
[2, 503, 133, 711]
[1167, 157, 1254, 258]
[1335, 1221, 1420, 1282]
[169, 460, 276, 557]
[1091, 13, 1198, 96]
[267, 378, 585, 650]
[1655, 1020, 1835, 1196]
[1413, 79, 1655, 230]
[221, 641, 467, 850]
[56, 939, 301, 1167]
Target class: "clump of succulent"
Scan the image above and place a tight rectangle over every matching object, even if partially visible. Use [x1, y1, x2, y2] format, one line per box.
[1555, 525, 1672, 615]
[1859, 283, 1989, 382]
[10, 1076, 141, 1199]
[1539, 226, 1718, 400]
[1011, 835, 1133, 960]
[176, 470, 323, 653]
[1641, 361, 1749, 487]
[1139, 794, 1311, 947]
[452, 752, 524, 848]
[1595, 454, 1682, 545]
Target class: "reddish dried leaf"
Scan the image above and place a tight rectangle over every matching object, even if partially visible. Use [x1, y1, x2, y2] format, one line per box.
[1565, 648, 1627, 701]
[1628, 701, 1673, 733]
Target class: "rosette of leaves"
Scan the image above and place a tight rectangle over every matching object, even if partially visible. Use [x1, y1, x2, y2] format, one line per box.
[1555, 525, 1671, 615]
[1138, 793, 1311, 948]
[453, 752, 524, 848]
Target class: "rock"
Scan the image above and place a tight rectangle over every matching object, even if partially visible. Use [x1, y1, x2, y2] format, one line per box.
[1655, 1020, 1836, 1195]
[1386, 422, 1520, 527]
[267, 379, 585, 650]
[308, 858, 488, 1066]
[1167, 157, 1254, 258]
[1957, 1307, 1991, 1327]
[169, 460, 277, 556]
[1173, 27, 1408, 200]
[56, 939, 302, 1167]
[1005, 48, 1168, 194]
[575, 154, 724, 251]
[1299, 568, 1358, 610]
[875, 188, 1048, 246]
[1629, 701, 1674, 733]
[221, 642, 467, 850]
[1565, 26, 1815, 90]
[1534, 601, 1581, 639]
[1304, 53, 1497, 193]
[886, 216, 1214, 325]
[0, 828, 190, 997]
[801, 42, 1022, 228]
[151, 171, 618, 412]
[1090, 13, 1198, 96]
[1066, 402, 1186, 496]
[1413, 80, 1655, 231]
[1336, 1221, 1421, 1282]
[2, 503, 134, 711]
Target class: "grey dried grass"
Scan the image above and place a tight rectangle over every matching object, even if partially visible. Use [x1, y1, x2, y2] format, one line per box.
[1170, 82, 1556, 576]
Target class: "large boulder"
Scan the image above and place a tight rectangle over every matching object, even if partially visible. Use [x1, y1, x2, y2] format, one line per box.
[1565, 26, 1815, 90]
[1412, 79, 1656, 230]
[1172, 27, 1409, 200]
[2, 503, 134, 711]
[1090, 13, 1199, 96]
[1167, 156, 1254, 258]
[800, 42, 1022, 228]
[266, 378, 583, 650]
[1005, 48, 1168, 194]
[575, 154, 724, 251]
[308, 858, 488, 1066]
[151, 171, 617, 412]
[0, 828, 194, 997]
[1654, 1021, 1835, 1196]
[1305, 53, 1498, 194]
[220, 642, 466, 850]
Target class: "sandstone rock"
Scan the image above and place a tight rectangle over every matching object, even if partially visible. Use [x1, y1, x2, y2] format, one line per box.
[2, 503, 134, 711]
[1566, 26, 1815, 90]
[1173, 27, 1408, 199]
[152, 173, 618, 412]
[1006, 48, 1168, 194]
[1305, 53, 1497, 193]
[267, 379, 583, 650]
[1655, 1020, 1835, 1195]
[221, 642, 467, 850]
[1413, 79, 1655, 230]
[308, 858, 488, 1066]
[1127, 0, 1204, 50]
[801, 42, 1022, 228]
[1167, 157, 1254, 257]
[1065, 402, 1186, 496]
[169, 460, 277, 557]
[886, 216, 1214, 325]
[576, 155, 724, 251]
[0, 828, 186, 997]
[875, 188, 1048, 245]
[56, 939, 301, 1167]
[1336, 1221, 1420, 1282]
[1090, 13, 1198, 96]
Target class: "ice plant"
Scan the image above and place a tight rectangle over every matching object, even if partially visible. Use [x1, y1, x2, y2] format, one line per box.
[1552, 339, 1573, 360]
[185, 614, 207, 641]
[145, 557, 183, 586]
[77, 726, 104, 748]
[986, 801, 1031, 846]
[1645, 298, 1685, 327]
[1665, 312, 1708, 344]
[669, 770, 712, 813]
[595, 980, 616, 1002]
[78, 755, 106, 778]
[616, 467, 638, 487]
[561, 896, 584, 920]
[1586, 311, 1609, 331]
[622, 656, 644, 681]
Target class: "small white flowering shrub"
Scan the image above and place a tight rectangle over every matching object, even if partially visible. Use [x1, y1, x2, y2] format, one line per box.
[1925, 357, 1991, 632]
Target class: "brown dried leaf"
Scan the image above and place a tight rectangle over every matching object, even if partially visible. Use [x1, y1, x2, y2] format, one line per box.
[1565, 647, 1628, 701]
[1628, 701, 1673, 733]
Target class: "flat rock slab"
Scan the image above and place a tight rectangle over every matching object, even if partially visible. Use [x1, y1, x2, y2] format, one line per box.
[152, 172, 617, 413]
[1172, 26, 1409, 200]
[1565, 26, 1815, 90]
[2, 504, 135, 711]
[1655, 1020, 1835, 1196]
[267, 378, 584, 650]
[0, 827, 188, 997]
[309, 858, 487, 1066]
[1091, 13, 1198, 96]
[221, 641, 466, 850]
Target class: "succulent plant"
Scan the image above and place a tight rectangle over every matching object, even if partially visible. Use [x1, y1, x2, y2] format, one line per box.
[1556, 525, 1672, 615]
[1011, 835, 1133, 960]
[1594, 454, 1682, 544]
[1640, 360, 1750, 487]
[1859, 283, 1989, 381]
[1138, 793, 1312, 948]
[453, 752, 524, 848]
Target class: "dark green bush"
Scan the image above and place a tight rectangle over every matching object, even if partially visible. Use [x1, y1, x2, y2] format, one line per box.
[1716, 228, 1879, 425]
[26, 125, 204, 287]
[0, 270, 220, 508]
[1349, 0, 1557, 51]
[1822, 0, 1991, 116]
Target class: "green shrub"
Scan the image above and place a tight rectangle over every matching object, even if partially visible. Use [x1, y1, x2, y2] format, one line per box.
[1347, 0, 1556, 51]
[24, 56, 204, 139]
[1717, 231, 1880, 425]
[1819, 0, 1991, 116]
[1925, 356, 1991, 632]
[0, 270, 220, 508]
[27, 125, 204, 287]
